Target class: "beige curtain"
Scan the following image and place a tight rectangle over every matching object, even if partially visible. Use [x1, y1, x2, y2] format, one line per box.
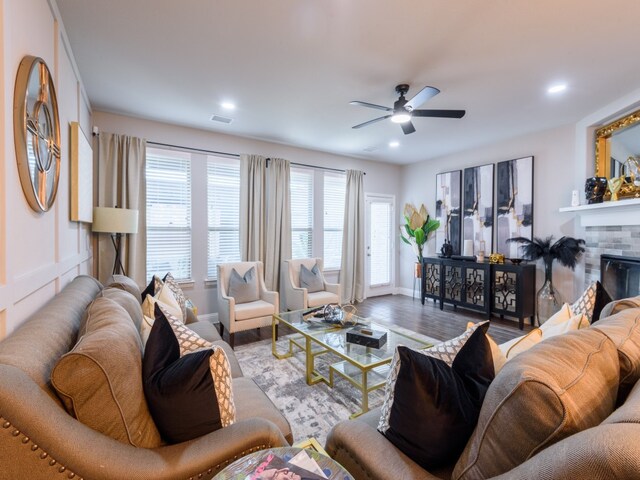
[340, 169, 365, 303]
[240, 154, 267, 262]
[96, 133, 146, 285]
[265, 158, 291, 293]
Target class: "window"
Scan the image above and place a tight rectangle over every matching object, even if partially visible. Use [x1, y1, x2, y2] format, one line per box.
[290, 168, 313, 259]
[207, 156, 241, 279]
[146, 148, 192, 281]
[323, 172, 346, 270]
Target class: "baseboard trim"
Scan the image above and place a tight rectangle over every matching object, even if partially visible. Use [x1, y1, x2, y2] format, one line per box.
[395, 287, 416, 298]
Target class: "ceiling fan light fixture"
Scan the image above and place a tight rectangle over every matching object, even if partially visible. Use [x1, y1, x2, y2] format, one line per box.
[391, 112, 411, 124]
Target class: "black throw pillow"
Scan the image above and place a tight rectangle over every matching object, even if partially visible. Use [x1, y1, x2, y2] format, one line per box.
[377, 323, 495, 469]
[140, 276, 157, 303]
[592, 281, 613, 323]
[142, 304, 234, 443]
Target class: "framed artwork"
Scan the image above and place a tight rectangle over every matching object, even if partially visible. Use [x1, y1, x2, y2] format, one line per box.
[463, 164, 494, 255]
[496, 156, 534, 257]
[435, 170, 462, 255]
[70, 122, 93, 222]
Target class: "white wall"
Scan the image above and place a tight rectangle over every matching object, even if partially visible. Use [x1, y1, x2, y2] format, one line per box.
[399, 124, 581, 313]
[0, 0, 93, 339]
[93, 111, 402, 317]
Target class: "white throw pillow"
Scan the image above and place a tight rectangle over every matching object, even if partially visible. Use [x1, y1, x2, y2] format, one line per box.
[499, 329, 543, 360]
[141, 284, 184, 345]
[541, 313, 588, 339]
[539, 303, 573, 332]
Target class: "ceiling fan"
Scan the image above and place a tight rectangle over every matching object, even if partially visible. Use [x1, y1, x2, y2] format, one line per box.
[350, 84, 466, 135]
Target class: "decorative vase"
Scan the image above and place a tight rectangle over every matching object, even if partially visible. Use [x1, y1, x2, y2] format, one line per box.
[414, 262, 422, 278]
[537, 259, 563, 325]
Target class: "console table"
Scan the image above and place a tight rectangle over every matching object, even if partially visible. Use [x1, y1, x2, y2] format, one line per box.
[421, 257, 536, 329]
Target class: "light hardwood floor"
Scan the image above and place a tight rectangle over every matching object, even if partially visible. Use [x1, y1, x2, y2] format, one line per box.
[226, 293, 532, 347]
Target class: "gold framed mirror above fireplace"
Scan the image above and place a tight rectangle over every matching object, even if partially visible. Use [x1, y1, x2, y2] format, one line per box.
[595, 108, 640, 178]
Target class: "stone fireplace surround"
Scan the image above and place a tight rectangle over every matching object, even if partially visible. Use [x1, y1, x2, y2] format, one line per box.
[560, 200, 640, 290]
[584, 225, 640, 286]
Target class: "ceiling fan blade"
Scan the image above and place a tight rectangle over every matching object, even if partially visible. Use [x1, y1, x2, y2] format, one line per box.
[349, 101, 393, 112]
[405, 86, 440, 110]
[401, 121, 416, 135]
[412, 109, 466, 118]
[352, 115, 392, 129]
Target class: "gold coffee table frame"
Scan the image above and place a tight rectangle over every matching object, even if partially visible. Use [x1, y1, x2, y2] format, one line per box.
[272, 309, 433, 417]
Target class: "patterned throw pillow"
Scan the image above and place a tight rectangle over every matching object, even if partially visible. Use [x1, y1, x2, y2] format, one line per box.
[142, 304, 236, 443]
[377, 322, 495, 469]
[300, 263, 324, 293]
[163, 272, 188, 319]
[571, 282, 598, 323]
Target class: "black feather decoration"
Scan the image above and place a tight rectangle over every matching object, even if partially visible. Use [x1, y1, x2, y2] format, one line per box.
[507, 235, 585, 270]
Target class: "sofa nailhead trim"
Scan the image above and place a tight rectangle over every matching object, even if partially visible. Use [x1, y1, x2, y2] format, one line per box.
[1, 415, 78, 479]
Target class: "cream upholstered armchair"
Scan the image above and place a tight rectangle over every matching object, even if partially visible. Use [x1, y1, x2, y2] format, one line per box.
[282, 258, 341, 311]
[217, 261, 279, 348]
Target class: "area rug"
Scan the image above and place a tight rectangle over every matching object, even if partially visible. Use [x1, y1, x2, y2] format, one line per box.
[234, 326, 439, 446]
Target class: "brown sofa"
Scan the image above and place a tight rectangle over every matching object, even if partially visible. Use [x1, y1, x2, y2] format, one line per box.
[326, 305, 640, 480]
[0, 275, 291, 479]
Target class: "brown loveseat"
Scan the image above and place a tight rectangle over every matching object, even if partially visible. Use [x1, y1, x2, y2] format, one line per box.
[326, 303, 640, 480]
[0, 275, 291, 479]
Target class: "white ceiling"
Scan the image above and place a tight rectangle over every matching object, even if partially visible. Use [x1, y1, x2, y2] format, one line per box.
[57, 0, 640, 165]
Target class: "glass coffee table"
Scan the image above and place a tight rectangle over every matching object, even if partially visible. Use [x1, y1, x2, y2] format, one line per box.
[272, 309, 433, 417]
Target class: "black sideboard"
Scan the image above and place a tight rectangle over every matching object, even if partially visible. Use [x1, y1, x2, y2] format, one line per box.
[421, 257, 536, 329]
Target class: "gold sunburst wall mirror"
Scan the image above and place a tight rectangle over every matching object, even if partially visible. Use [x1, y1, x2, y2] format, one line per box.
[13, 55, 61, 212]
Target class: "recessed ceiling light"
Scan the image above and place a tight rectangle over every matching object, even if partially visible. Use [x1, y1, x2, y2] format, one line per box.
[547, 84, 567, 94]
[221, 101, 236, 110]
[389, 141, 400, 148]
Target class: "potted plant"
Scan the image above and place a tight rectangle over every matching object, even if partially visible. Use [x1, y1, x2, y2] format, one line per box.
[507, 235, 585, 324]
[400, 203, 440, 277]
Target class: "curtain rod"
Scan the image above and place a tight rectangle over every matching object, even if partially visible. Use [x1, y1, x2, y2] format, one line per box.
[147, 141, 240, 159]
[145, 140, 365, 175]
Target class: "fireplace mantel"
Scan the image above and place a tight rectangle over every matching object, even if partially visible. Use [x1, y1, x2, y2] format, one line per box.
[559, 198, 640, 227]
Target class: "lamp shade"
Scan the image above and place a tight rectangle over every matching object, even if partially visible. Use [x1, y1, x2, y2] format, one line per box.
[92, 207, 139, 234]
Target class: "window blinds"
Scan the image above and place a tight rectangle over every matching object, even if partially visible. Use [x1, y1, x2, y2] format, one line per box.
[323, 172, 346, 270]
[207, 156, 241, 279]
[290, 167, 314, 259]
[146, 148, 192, 281]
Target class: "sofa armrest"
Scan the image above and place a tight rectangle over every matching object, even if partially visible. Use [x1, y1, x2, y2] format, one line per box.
[490, 423, 640, 480]
[0, 365, 287, 480]
[325, 417, 441, 480]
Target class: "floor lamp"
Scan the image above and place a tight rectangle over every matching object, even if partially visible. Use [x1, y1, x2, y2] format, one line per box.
[92, 206, 139, 276]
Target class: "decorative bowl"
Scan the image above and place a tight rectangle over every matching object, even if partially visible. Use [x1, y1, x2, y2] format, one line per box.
[509, 258, 524, 265]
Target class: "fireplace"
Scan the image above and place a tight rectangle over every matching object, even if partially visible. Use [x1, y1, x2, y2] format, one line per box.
[600, 254, 640, 300]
